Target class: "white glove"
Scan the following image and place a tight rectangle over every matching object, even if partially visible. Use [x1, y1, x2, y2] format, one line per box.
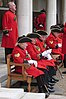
[28, 60, 37, 67]
[5, 34, 9, 36]
[42, 50, 53, 60]
[42, 49, 52, 57]
[46, 54, 53, 60]
[39, 24, 43, 27]
[42, 51, 47, 57]
[58, 43, 62, 47]
[46, 49, 52, 54]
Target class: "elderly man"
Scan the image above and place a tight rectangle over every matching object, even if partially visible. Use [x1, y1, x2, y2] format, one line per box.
[12, 36, 50, 98]
[1, 1, 18, 63]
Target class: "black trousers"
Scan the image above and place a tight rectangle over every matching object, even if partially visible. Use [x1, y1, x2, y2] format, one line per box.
[64, 54, 66, 68]
[5, 48, 13, 63]
[36, 74, 48, 93]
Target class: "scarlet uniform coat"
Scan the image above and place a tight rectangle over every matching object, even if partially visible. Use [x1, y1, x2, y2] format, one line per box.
[35, 38, 55, 66]
[12, 46, 44, 78]
[46, 33, 64, 60]
[26, 42, 55, 68]
[36, 13, 46, 30]
[1, 10, 18, 48]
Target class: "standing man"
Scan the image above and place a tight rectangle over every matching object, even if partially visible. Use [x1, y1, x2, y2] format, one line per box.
[1, 1, 18, 63]
[36, 9, 46, 31]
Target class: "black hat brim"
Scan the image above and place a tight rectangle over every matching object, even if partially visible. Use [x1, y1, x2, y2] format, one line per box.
[18, 37, 32, 43]
[36, 30, 48, 35]
[51, 28, 61, 33]
[27, 33, 41, 38]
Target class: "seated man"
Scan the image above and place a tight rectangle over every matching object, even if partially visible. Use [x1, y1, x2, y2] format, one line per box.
[46, 26, 64, 61]
[34, 30, 59, 82]
[26, 33, 57, 91]
[12, 36, 50, 98]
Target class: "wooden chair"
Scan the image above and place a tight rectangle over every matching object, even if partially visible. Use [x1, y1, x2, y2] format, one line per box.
[6, 54, 32, 92]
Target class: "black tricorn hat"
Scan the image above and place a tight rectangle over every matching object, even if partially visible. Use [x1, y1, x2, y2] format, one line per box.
[27, 33, 41, 38]
[18, 37, 32, 43]
[36, 30, 48, 35]
[17, 35, 25, 42]
[51, 28, 61, 33]
[57, 24, 64, 28]
[40, 9, 46, 13]
[50, 25, 60, 29]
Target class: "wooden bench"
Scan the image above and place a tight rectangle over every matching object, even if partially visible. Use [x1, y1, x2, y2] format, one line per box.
[6, 54, 32, 92]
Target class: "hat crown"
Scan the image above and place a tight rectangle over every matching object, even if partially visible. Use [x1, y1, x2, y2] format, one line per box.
[40, 9, 46, 13]
[18, 37, 32, 43]
[27, 33, 40, 38]
[36, 30, 48, 35]
[50, 25, 60, 29]
[51, 28, 61, 33]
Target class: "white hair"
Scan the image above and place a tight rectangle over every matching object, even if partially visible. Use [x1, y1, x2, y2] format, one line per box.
[8, 2, 15, 9]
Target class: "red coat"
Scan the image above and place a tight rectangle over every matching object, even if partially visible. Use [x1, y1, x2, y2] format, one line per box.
[35, 38, 56, 66]
[46, 33, 64, 60]
[12, 46, 44, 78]
[36, 13, 46, 30]
[62, 24, 66, 54]
[35, 38, 45, 52]
[1, 10, 18, 48]
[26, 42, 55, 68]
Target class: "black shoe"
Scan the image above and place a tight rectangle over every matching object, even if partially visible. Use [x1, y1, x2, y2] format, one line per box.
[45, 92, 50, 98]
[52, 77, 59, 82]
[47, 85, 54, 89]
[48, 88, 55, 93]
[50, 79, 57, 83]
[62, 71, 66, 74]
[48, 82, 55, 86]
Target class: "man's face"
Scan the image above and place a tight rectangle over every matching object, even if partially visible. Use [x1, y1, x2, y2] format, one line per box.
[19, 43, 28, 49]
[9, 2, 16, 12]
[31, 38, 36, 44]
[53, 32, 59, 37]
[12, 3, 16, 11]
[40, 35, 47, 41]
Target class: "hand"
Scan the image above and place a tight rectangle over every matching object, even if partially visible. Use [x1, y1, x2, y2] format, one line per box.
[46, 49, 52, 54]
[58, 43, 62, 47]
[42, 51, 47, 57]
[46, 54, 53, 60]
[33, 60, 37, 67]
[39, 24, 43, 27]
[42, 50, 53, 60]
[28, 60, 37, 67]
[5, 34, 9, 36]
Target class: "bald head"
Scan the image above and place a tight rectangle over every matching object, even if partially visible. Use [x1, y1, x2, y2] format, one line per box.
[8, 2, 16, 13]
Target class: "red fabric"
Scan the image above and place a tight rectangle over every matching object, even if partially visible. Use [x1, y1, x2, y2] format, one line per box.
[46, 33, 64, 60]
[36, 13, 46, 30]
[1, 10, 18, 48]
[26, 42, 55, 68]
[35, 38, 56, 67]
[62, 25, 66, 54]
[12, 46, 44, 78]
[58, 33, 63, 39]
[36, 38, 45, 52]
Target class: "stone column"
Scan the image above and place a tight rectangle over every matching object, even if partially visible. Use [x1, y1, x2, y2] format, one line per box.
[17, 0, 32, 36]
[46, 0, 57, 34]
[62, 0, 66, 23]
